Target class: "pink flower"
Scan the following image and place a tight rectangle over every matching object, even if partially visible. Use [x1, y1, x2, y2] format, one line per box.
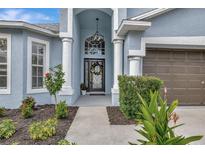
[44, 72, 50, 78]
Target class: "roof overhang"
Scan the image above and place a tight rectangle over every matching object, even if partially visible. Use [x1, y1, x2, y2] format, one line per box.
[0, 20, 59, 37]
[117, 20, 151, 36]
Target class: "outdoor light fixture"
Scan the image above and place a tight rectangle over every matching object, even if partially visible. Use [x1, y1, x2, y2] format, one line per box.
[90, 18, 104, 44]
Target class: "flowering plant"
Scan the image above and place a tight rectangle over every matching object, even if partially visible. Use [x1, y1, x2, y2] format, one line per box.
[44, 65, 65, 104]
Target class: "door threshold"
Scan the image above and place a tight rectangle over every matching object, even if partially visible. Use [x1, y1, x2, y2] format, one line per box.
[87, 92, 106, 95]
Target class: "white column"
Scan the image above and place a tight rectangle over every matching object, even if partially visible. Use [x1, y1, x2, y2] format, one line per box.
[129, 57, 141, 76]
[112, 39, 123, 92]
[60, 37, 73, 95]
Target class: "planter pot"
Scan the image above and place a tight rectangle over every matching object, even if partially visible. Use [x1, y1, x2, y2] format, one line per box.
[81, 90, 86, 96]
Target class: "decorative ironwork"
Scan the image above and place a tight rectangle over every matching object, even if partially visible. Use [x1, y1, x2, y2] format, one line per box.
[85, 18, 105, 55]
[90, 61, 103, 76]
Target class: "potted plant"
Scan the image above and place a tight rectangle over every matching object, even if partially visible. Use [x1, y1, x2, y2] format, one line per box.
[80, 83, 87, 96]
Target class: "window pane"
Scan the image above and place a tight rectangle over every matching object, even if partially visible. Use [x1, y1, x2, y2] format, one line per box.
[38, 77, 43, 88]
[0, 76, 7, 88]
[32, 66, 37, 76]
[0, 65, 7, 75]
[32, 43, 37, 54]
[32, 77, 37, 88]
[0, 52, 7, 63]
[38, 45, 45, 55]
[38, 55, 43, 65]
[32, 54, 37, 65]
[38, 67, 43, 76]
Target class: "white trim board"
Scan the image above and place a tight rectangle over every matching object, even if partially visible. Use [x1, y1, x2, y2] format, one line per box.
[27, 37, 50, 94]
[128, 36, 205, 57]
[0, 21, 58, 37]
[130, 8, 174, 21]
[0, 33, 11, 94]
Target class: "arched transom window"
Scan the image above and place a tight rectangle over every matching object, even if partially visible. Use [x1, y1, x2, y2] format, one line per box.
[85, 36, 105, 55]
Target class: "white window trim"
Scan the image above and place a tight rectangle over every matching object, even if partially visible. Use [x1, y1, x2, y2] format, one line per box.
[27, 37, 49, 94]
[0, 33, 11, 95]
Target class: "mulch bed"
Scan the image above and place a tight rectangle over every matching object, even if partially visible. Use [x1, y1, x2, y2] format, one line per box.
[0, 105, 78, 145]
[106, 107, 136, 125]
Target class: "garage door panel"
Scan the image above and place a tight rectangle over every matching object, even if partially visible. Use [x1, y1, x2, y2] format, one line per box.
[143, 48, 205, 105]
[173, 81, 188, 88]
[172, 66, 186, 73]
[157, 66, 171, 73]
[187, 67, 201, 74]
[143, 66, 156, 74]
[188, 52, 202, 60]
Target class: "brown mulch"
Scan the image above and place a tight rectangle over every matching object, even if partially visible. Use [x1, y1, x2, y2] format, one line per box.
[0, 105, 78, 145]
[106, 107, 136, 125]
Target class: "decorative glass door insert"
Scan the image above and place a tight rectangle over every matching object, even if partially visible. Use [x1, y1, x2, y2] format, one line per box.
[84, 59, 105, 92]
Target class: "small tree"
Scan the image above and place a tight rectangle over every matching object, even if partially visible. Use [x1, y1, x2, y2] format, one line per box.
[44, 64, 65, 104]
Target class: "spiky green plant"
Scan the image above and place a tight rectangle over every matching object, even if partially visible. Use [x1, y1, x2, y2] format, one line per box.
[130, 91, 203, 145]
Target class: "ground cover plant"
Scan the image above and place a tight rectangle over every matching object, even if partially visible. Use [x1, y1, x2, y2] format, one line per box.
[0, 119, 16, 139]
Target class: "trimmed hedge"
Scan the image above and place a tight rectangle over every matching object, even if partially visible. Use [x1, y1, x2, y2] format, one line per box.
[118, 75, 163, 120]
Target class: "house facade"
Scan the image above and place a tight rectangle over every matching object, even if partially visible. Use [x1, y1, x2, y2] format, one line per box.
[1, 8, 205, 108]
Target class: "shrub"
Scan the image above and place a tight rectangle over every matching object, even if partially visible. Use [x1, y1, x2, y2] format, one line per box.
[55, 101, 68, 119]
[29, 118, 57, 140]
[44, 64, 65, 104]
[21, 104, 33, 118]
[130, 91, 203, 145]
[20, 97, 36, 118]
[57, 139, 76, 145]
[0, 119, 16, 139]
[118, 75, 163, 119]
[21, 97, 36, 109]
[0, 107, 5, 117]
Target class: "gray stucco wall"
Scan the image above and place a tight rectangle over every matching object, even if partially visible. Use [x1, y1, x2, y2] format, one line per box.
[72, 11, 81, 103]
[127, 8, 155, 18]
[22, 30, 63, 105]
[60, 8, 68, 32]
[0, 28, 62, 108]
[0, 29, 24, 108]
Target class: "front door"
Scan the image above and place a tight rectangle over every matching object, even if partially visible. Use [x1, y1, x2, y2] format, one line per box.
[84, 59, 105, 92]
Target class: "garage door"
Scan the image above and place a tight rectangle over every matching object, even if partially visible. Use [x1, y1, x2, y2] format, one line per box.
[143, 48, 205, 105]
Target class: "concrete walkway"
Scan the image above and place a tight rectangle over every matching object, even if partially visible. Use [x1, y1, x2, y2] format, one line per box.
[73, 95, 112, 106]
[66, 106, 205, 145]
[66, 107, 136, 145]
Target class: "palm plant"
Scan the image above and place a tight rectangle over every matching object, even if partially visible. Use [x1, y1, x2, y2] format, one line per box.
[130, 91, 203, 145]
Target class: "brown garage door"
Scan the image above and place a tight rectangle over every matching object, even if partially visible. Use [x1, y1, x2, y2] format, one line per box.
[143, 48, 205, 105]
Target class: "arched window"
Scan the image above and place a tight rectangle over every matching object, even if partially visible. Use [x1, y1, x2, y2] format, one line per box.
[85, 36, 105, 55]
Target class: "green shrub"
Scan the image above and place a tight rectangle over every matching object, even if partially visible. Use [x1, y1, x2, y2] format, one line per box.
[57, 139, 76, 145]
[55, 101, 68, 119]
[29, 118, 57, 140]
[21, 97, 36, 109]
[130, 91, 203, 145]
[0, 107, 5, 117]
[118, 75, 163, 119]
[0, 119, 16, 139]
[20, 97, 36, 118]
[21, 104, 33, 118]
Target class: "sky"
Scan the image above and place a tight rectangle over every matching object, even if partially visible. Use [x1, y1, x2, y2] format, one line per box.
[0, 8, 60, 23]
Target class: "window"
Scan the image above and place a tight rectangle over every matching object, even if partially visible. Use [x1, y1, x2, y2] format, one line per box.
[85, 36, 105, 55]
[27, 37, 49, 93]
[31, 42, 45, 89]
[0, 33, 11, 94]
